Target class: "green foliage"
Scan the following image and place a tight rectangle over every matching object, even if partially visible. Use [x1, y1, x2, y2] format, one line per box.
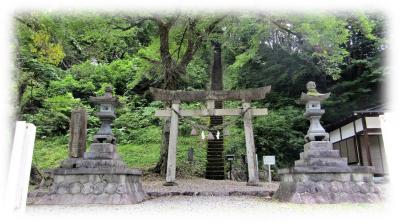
[23, 93, 82, 136]
[32, 136, 69, 169]
[33, 134, 208, 177]
[118, 143, 160, 169]
[29, 30, 65, 65]
[253, 106, 307, 168]
[176, 136, 208, 177]
[18, 12, 385, 177]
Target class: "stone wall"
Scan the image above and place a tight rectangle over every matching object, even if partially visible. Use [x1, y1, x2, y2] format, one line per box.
[31, 174, 147, 205]
[274, 172, 382, 203]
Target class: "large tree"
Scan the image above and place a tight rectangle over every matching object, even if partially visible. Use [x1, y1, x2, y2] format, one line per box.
[139, 14, 225, 175]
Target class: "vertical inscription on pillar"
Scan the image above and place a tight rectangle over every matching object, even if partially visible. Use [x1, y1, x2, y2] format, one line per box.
[68, 108, 87, 158]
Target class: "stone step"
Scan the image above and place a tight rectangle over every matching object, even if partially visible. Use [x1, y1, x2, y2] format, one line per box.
[206, 164, 225, 169]
[205, 175, 225, 180]
[207, 141, 224, 144]
[207, 161, 225, 166]
[207, 156, 223, 160]
[207, 151, 223, 155]
[295, 157, 348, 167]
[304, 141, 333, 151]
[206, 156, 224, 160]
[206, 160, 224, 164]
[207, 158, 225, 164]
[300, 150, 340, 160]
[207, 147, 223, 150]
[291, 166, 352, 173]
[208, 137, 223, 140]
[207, 158, 224, 162]
[89, 143, 116, 153]
[206, 168, 225, 173]
[83, 152, 120, 160]
[207, 155, 223, 159]
[75, 159, 126, 168]
[308, 157, 348, 167]
[206, 170, 225, 175]
[207, 148, 224, 152]
[207, 141, 224, 145]
[207, 144, 224, 148]
[207, 145, 223, 148]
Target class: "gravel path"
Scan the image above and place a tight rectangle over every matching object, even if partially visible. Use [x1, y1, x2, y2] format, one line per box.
[142, 178, 279, 196]
[26, 196, 385, 219]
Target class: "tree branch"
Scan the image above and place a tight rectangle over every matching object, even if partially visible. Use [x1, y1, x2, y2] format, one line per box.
[271, 20, 303, 41]
[178, 16, 225, 69]
[175, 23, 188, 60]
[140, 55, 161, 65]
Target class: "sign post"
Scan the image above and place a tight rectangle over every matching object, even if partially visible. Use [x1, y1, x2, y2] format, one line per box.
[225, 154, 235, 180]
[263, 155, 275, 182]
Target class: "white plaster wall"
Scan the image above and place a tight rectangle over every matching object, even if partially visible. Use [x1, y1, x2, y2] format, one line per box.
[366, 117, 381, 129]
[355, 118, 363, 132]
[341, 123, 355, 139]
[329, 129, 341, 143]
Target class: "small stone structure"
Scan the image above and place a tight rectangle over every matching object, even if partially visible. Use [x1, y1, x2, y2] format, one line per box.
[274, 82, 382, 203]
[31, 87, 146, 205]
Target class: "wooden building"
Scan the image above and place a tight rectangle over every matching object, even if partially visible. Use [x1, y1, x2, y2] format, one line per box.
[325, 105, 388, 176]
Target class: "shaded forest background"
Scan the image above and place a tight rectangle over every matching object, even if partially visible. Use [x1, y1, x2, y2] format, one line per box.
[14, 12, 385, 178]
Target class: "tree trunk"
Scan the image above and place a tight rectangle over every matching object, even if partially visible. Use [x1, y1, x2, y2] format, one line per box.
[206, 41, 225, 180]
[151, 17, 224, 176]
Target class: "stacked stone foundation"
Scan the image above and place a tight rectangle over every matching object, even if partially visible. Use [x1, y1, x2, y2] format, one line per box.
[274, 172, 382, 203]
[32, 172, 146, 205]
[274, 141, 383, 203]
[30, 143, 147, 205]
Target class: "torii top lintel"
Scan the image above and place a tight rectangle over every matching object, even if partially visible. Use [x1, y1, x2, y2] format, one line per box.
[150, 85, 271, 102]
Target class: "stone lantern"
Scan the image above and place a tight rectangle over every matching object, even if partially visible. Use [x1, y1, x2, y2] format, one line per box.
[32, 85, 147, 205]
[299, 81, 330, 142]
[89, 86, 119, 144]
[274, 81, 382, 203]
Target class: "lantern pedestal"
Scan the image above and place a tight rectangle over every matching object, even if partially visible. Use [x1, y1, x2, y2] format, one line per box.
[30, 142, 147, 205]
[274, 141, 382, 203]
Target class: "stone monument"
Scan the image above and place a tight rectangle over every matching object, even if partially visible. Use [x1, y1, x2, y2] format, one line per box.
[58, 108, 87, 168]
[31, 87, 147, 205]
[274, 81, 382, 203]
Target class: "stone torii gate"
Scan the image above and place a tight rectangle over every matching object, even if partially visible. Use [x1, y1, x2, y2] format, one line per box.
[150, 86, 271, 186]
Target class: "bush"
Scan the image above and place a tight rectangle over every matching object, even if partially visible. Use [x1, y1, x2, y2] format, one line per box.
[253, 106, 307, 168]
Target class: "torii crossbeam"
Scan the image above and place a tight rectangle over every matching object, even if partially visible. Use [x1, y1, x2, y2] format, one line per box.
[150, 86, 271, 186]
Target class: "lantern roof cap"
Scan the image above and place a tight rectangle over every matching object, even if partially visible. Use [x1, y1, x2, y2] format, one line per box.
[298, 81, 330, 104]
[89, 86, 120, 105]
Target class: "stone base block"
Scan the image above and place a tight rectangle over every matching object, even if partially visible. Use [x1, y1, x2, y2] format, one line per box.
[300, 150, 340, 159]
[295, 157, 348, 167]
[89, 143, 116, 153]
[30, 172, 147, 205]
[84, 151, 120, 160]
[304, 141, 332, 151]
[274, 173, 382, 203]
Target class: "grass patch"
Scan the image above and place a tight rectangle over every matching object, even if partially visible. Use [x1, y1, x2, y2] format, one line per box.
[32, 136, 69, 169]
[118, 144, 160, 169]
[32, 129, 209, 177]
